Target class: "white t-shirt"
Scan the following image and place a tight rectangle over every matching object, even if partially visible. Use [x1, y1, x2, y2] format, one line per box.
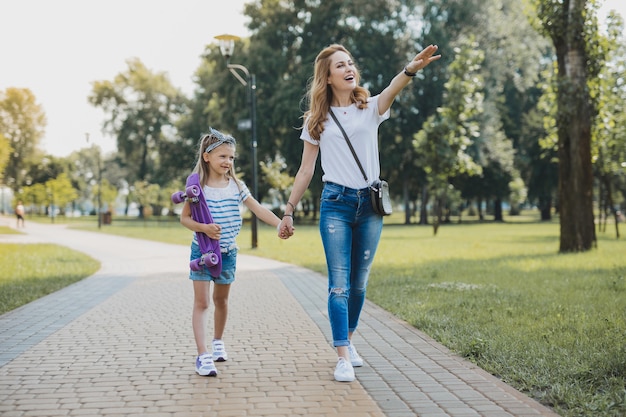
[300, 95, 390, 189]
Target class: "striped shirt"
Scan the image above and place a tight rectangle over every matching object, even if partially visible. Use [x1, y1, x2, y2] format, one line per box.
[191, 178, 250, 252]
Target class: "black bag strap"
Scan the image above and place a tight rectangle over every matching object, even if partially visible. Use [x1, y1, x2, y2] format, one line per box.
[329, 109, 369, 183]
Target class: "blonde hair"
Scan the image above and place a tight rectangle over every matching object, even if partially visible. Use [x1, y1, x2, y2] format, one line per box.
[192, 128, 241, 190]
[303, 44, 370, 141]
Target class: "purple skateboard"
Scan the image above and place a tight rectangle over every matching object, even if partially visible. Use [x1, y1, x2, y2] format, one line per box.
[171, 173, 222, 276]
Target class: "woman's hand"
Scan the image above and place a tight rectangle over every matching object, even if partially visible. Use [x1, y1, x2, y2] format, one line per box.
[277, 217, 295, 239]
[405, 45, 441, 74]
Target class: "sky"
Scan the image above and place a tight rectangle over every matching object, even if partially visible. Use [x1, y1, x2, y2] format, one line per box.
[1, 0, 624, 158]
[1, 0, 250, 156]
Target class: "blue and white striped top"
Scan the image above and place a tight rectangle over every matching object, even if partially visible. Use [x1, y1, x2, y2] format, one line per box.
[191, 178, 251, 252]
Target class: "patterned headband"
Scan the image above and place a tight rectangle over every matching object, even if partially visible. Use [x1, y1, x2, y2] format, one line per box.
[204, 127, 236, 153]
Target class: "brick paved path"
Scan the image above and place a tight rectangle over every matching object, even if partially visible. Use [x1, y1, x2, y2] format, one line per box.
[0, 218, 560, 416]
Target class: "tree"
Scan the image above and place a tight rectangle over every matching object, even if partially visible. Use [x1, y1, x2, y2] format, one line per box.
[0, 88, 46, 191]
[20, 183, 47, 215]
[93, 178, 118, 215]
[414, 39, 484, 234]
[26, 155, 71, 186]
[88, 58, 187, 185]
[416, 0, 545, 224]
[593, 11, 626, 238]
[534, 0, 600, 252]
[260, 153, 295, 213]
[232, 0, 437, 216]
[0, 133, 10, 183]
[47, 173, 78, 213]
[131, 180, 161, 218]
[518, 65, 560, 221]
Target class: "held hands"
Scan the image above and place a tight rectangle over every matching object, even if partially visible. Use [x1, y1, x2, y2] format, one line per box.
[405, 45, 441, 74]
[277, 217, 295, 240]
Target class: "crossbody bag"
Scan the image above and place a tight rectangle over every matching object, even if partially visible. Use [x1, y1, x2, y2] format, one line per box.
[329, 109, 392, 216]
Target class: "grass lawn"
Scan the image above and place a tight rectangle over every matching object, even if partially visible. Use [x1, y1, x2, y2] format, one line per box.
[3, 214, 625, 416]
[0, 226, 100, 314]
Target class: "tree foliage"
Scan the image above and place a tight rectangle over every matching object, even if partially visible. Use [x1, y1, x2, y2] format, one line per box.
[520, 65, 559, 220]
[88, 59, 187, 184]
[593, 11, 626, 237]
[188, 0, 433, 213]
[0, 87, 46, 191]
[17, 173, 78, 216]
[414, 38, 484, 233]
[4, 0, 623, 242]
[0, 133, 10, 183]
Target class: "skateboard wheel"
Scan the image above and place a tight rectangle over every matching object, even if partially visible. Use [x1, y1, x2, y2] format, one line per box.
[187, 185, 201, 198]
[190, 258, 202, 271]
[171, 191, 185, 204]
[205, 252, 219, 266]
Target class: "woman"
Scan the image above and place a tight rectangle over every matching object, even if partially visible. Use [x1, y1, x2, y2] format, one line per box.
[278, 43, 440, 382]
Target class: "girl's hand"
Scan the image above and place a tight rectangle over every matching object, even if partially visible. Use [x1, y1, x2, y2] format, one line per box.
[277, 217, 295, 239]
[204, 223, 222, 240]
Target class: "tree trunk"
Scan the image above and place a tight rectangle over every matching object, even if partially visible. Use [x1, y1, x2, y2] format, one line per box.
[403, 179, 411, 224]
[600, 174, 621, 239]
[494, 198, 503, 222]
[555, 0, 596, 252]
[539, 195, 552, 221]
[420, 184, 428, 225]
[432, 196, 441, 236]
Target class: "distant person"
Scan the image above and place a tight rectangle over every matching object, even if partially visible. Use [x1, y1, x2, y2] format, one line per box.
[180, 128, 292, 377]
[15, 200, 25, 228]
[278, 43, 440, 382]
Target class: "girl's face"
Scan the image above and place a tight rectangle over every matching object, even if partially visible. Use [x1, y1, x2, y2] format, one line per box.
[203, 143, 235, 176]
[327, 50, 357, 93]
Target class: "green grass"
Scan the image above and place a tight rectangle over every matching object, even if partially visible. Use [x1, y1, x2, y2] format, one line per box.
[0, 239, 100, 315]
[368, 222, 626, 417]
[0, 226, 21, 235]
[3, 215, 626, 416]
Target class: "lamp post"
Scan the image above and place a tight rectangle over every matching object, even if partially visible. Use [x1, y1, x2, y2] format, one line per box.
[85, 133, 102, 229]
[215, 34, 258, 249]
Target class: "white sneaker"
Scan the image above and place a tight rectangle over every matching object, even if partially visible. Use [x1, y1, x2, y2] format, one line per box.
[195, 352, 217, 376]
[348, 343, 363, 367]
[212, 339, 228, 362]
[334, 357, 355, 382]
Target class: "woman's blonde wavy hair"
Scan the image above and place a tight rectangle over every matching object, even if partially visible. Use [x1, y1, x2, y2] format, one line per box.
[302, 44, 370, 141]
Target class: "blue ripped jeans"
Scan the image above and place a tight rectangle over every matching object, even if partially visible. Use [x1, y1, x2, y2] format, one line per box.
[320, 182, 383, 347]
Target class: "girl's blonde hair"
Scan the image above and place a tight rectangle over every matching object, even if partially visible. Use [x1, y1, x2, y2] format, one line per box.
[193, 128, 241, 190]
[302, 44, 370, 141]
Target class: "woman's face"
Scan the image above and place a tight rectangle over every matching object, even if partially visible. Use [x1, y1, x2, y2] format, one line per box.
[327, 50, 357, 92]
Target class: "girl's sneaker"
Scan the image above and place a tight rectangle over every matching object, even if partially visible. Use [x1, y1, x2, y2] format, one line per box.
[212, 339, 228, 362]
[195, 352, 217, 376]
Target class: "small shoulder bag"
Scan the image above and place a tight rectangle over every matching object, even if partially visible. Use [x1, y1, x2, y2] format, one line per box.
[329, 109, 392, 216]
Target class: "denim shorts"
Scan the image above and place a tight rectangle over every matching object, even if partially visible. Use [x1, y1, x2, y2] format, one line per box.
[188, 242, 237, 284]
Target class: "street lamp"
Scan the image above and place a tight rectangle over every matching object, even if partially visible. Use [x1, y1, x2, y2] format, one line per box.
[85, 133, 102, 229]
[214, 34, 258, 249]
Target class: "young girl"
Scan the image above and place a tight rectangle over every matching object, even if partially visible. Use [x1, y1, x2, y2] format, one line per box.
[180, 127, 290, 376]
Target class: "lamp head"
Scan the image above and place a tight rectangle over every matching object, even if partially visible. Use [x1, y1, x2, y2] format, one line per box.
[214, 34, 240, 63]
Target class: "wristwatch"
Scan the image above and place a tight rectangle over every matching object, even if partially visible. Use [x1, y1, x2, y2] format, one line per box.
[403, 66, 417, 77]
